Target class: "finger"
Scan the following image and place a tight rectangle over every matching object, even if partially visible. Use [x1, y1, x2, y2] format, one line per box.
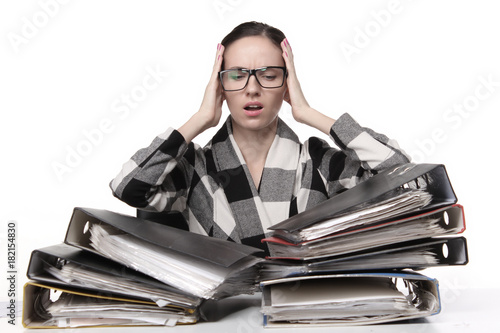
[280, 39, 289, 61]
[281, 38, 293, 60]
[281, 38, 296, 79]
[210, 43, 225, 83]
[215, 43, 224, 68]
[216, 43, 221, 60]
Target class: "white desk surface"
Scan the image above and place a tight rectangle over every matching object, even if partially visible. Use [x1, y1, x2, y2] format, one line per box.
[4, 288, 499, 332]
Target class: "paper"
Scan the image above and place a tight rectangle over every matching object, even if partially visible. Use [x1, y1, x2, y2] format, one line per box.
[296, 190, 433, 242]
[89, 224, 262, 299]
[261, 248, 438, 280]
[262, 275, 439, 325]
[270, 277, 406, 306]
[269, 216, 449, 259]
[36, 289, 196, 327]
[45, 261, 200, 308]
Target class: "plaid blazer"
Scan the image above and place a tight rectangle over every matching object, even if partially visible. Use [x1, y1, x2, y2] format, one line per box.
[110, 113, 410, 252]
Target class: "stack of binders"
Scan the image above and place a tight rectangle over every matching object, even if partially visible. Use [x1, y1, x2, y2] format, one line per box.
[23, 207, 264, 328]
[260, 163, 468, 327]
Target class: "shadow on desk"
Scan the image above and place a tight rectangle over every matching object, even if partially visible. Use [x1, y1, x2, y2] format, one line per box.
[199, 295, 261, 322]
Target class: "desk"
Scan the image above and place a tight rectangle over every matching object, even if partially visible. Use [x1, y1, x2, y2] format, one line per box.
[8, 288, 498, 332]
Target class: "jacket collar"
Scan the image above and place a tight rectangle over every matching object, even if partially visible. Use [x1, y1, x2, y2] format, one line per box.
[210, 116, 301, 239]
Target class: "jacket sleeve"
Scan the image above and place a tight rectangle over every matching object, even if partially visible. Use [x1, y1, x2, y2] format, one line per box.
[109, 128, 195, 212]
[311, 113, 411, 196]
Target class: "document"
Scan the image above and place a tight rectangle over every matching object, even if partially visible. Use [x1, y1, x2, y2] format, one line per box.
[45, 261, 201, 308]
[266, 204, 465, 260]
[261, 273, 440, 326]
[33, 287, 196, 327]
[261, 248, 439, 280]
[273, 189, 433, 243]
[89, 224, 262, 299]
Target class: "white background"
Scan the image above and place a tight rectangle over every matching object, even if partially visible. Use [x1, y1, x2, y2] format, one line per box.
[1, 0, 499, 330]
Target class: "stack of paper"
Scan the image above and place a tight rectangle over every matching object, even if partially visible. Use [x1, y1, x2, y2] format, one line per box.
[23, 208, 264, 328]
[29, 283, 197, 327]
[273, 189, 433, 243]
[261, 273, 440, 327]
[88, 223, 262, 299]
[260, 163, 469, 326]
[45, 260, 200, 308]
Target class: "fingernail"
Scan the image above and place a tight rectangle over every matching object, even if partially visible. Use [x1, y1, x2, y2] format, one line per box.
[285, 51, 288, 57]
[218, 55, 220, 60]
[217, 43, 221, 50]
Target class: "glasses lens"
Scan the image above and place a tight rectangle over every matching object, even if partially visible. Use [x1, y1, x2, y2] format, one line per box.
[256, 67, 285, 88]
[221, 69, 249, 91]
[221, 67, 285, 91]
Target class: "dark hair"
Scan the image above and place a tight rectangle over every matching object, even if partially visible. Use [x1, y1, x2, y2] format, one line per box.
[221, 21, 286, 49]
[220, 22, 286, 70]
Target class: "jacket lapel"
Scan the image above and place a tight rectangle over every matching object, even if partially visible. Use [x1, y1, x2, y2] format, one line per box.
[257, 118, 301, 230]
[210, 116, 301, 240]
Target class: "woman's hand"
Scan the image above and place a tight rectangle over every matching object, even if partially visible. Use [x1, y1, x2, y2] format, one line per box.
[199, 43, 225, 129]
[281, 38, 336, 134]
[178, 43, 225, 143]
[281, 38, 310, 124]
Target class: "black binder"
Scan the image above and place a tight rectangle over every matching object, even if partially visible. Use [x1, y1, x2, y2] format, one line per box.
[260, 271, 441, 327]
[261, 236, 468, 280]
[270, 163, 457, 236]
[264, 204, 466, 260]
[26, 243, 200, 307]
[64, 207, 262, 267]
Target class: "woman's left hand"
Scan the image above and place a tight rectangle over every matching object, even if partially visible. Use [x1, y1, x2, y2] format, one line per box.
[281, 38, 336, 134]
[281, 38, 311, 124]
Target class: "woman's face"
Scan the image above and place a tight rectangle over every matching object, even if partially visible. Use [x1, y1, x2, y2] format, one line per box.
[222, 35, 286, 133]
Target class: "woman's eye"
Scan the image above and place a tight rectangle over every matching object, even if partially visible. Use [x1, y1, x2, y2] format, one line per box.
[229, 73, 245, 80]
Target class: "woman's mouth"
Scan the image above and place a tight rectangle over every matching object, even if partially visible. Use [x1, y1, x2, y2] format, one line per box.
[244, 102, 264, 116]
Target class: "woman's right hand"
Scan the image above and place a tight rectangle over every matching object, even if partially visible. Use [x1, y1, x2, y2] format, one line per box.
[178, 43, 225, 143]
[199, 43, 225, 129]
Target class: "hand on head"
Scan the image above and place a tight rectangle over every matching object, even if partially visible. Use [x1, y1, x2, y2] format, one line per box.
[281, 38, 311, 124]
[199, 43, 226, 129]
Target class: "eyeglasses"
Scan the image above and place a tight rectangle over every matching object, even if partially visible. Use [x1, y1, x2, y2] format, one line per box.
[219, 66, 287, 91]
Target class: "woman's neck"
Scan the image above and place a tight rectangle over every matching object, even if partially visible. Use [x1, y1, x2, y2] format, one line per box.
[232, 119, 277, 158]
[231, 118, 278, 188]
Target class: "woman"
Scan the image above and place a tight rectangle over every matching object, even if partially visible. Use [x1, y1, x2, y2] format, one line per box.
[110, 21, 410, 253]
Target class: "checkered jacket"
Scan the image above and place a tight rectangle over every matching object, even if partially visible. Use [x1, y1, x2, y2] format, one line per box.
[110, 113, 410, 252]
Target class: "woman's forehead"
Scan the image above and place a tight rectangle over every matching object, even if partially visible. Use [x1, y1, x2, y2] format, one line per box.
[223, 36, 284, 68]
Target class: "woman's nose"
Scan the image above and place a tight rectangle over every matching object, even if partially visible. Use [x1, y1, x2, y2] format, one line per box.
[245, 75, 261, 94]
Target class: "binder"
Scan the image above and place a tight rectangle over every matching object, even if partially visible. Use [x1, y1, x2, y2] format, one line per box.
[269, 163, 457, 243]
[63, 207, 264, 299]
[26, 243, 201, 309]
[260, 237, 468, 280]
[22, 281, 198, 328]
[260, 271, 441, 327]
[64, 207, 262, 267]
[264, 204, 466, 260]
[259, 163, 467, 327]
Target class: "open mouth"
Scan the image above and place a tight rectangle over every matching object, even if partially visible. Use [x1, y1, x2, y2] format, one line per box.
[243, 104, 264, 116]
[243, 102, 264, 115]
[244, 105, 263, 111]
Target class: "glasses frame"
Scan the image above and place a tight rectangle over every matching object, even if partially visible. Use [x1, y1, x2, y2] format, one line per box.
[218, 66, 288, 92]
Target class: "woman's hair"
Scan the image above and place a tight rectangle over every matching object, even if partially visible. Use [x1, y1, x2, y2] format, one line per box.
[221, 21, 286, 49]
[220, 21, 286, 70]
